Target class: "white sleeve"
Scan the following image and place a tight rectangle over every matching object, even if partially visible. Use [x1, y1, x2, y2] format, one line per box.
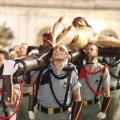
[8, 84, 21, 120]
[14, 84, 21, 100]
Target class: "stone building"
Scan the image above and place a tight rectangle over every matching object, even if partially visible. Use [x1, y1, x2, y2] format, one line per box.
[0, 0, 120, 49]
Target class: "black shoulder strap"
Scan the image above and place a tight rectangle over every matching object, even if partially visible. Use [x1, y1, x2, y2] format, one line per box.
[63, 72, 73, 106]
[36, 70, 43, 94]
[94, 68, 105, 99]
[47, 71, 73, 109]
[103, 57, 120, 67]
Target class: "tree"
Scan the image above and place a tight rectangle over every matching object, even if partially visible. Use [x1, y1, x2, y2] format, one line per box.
[0, 22, 14, 48]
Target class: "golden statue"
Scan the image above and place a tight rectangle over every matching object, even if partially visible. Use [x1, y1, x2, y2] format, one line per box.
[51, 17, 120, 50]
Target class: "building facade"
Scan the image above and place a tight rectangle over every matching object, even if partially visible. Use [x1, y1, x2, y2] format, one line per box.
[0, 0, 120, 49]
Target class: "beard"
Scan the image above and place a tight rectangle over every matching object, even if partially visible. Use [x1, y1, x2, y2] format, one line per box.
[85, 54, 96, 62]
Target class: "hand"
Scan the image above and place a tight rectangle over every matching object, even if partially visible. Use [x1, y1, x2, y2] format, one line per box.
[42, 31, 54, 46]
[2, 60, 18, 75]
[97, 112, 106, 119]
[28, 49, 39, 55]
[28, 111, 35, 119]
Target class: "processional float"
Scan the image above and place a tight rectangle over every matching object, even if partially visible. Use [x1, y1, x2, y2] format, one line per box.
[3, 16, 120, 106]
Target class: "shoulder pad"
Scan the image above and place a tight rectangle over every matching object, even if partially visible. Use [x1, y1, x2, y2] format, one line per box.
[63, 63, 75, 72]
[99, 62, 106, 66]
[98, 59, 106, 66]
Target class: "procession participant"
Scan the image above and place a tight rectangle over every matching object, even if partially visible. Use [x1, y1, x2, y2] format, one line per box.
[0, 49, 20, 120]
[78, 43, 111, 120]
[23, 43, 82, 120]
[9, 51, 18, 60]
[28, 31, 54, 120]
[102, 57, 120, 120]
[17, 43, 32, 120]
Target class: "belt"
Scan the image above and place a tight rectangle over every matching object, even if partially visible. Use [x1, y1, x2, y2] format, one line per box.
[23, 93, 30, 97]
[39, 105, 68, 115]
[110, 86, 120, 91]
[82, 99, 99, 106]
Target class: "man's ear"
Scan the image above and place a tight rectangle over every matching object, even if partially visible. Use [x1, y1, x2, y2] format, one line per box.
[96, 51, 98, 56]
[65, 54, 68, 59]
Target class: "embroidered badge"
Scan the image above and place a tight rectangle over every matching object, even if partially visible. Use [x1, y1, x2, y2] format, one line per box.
[95, 80, 99, 85]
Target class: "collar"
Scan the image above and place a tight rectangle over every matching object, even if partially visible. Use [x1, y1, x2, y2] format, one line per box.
[86, 62, 94, 64]
[85, 59, 98, 65]
[48, 61, 68, 74]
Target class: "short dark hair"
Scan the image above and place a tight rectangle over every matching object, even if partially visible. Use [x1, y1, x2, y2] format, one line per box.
[0, 49, 10, 60]
[72, 17, 92, 28]
[85, 43, 98, 52]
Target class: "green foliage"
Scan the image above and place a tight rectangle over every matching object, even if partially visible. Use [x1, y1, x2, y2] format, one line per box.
[0, 22, 14, 47]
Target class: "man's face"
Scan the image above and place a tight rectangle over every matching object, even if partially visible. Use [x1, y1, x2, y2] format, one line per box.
[84, 44, 98, 61]
[52, 44, 68, 61]
[18, 44, 28, 57]
[73, 18, 86, 27]
[0, 53, 5, 67]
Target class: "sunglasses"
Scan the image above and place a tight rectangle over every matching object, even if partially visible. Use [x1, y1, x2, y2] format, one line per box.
[53, 46, 67, 53]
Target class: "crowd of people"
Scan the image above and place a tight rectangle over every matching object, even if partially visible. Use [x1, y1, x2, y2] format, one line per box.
[0, 16, 120, 120]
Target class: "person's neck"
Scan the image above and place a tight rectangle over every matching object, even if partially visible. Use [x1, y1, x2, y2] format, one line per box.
[86, 61, 94, 64]
[86, 58, 97, 65]
[86, 59, 97, 70]
[52, 60, 64, 73]
[86, 60, 95, 64]
[86, 61, 95, 70]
